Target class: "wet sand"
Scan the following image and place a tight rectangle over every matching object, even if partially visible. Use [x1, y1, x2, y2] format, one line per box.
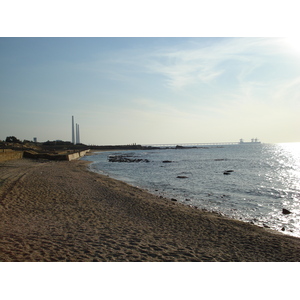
[1, 158, 300, 261]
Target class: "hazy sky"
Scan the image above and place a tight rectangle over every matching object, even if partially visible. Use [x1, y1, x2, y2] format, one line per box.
[1, 37, 300, 145]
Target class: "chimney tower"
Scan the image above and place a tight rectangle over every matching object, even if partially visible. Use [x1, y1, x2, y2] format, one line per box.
[72, 116, 75, 144]
[76, 123, 78, 144]
[77, 124, 80, 144]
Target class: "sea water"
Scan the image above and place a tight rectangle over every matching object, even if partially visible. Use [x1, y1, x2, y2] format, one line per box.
[82, 143, 300, 237]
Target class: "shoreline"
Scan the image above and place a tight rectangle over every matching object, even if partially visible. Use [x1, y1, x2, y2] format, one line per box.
[85, 150, 299, 239]
[86, 157, 290, 238]
[1, 158, 300, 261]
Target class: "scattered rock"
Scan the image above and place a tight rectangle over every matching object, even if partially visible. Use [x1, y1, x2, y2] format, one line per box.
[263, 224, 270, 228]
[281, 227, 285, 231]
[282, 208, 291, 215]
[171, 198, 177, 202]
[177, 176, 188, 179]
[108, 155, 150, 163]
[162, 160, 173, 163]
[223, 170, 234, 175]
[188, 205, 198, 209]
[185, 199, 191, 201]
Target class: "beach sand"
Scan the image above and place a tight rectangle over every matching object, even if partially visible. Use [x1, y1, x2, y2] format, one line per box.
[1, 158, 300, 262]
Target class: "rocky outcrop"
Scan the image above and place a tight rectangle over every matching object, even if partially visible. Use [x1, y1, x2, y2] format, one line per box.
[108, 155, 150, 163]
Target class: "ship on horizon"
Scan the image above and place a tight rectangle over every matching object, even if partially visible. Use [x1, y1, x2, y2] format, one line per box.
[239, 138, 261, 144]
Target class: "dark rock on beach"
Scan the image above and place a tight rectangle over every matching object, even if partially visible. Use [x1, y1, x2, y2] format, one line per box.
[177, 176, 188, 179]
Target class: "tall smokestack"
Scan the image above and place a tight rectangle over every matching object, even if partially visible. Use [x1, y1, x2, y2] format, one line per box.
[72, 116, 75, 144]
[76, 123, 78, 144]
[77, 124, 80, 144]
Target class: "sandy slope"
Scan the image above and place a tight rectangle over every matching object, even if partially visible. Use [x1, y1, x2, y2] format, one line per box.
[1, 158, 300, 262]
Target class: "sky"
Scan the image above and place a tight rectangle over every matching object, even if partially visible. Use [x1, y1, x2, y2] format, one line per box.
[1, 37, 300, 145]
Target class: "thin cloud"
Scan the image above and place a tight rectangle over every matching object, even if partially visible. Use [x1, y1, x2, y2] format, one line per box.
[142, 38, 285, 90]
[273, 76, 300, 105]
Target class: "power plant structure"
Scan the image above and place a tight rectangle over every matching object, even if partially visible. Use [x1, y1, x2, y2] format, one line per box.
[76, 123, 80, 144]
[72, 116, 75, 144]
[72, 116, 80, 145]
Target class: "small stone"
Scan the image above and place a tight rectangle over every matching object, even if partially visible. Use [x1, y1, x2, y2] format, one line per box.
[223, 170, 234, 175]
[282, 208, 291, 215]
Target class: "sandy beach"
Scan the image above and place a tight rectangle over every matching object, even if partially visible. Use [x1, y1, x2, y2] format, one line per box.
[1, 158, 300, 262]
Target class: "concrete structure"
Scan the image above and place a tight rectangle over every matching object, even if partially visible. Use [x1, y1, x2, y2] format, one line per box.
[145, 139, 262, 148]
[72, 116, 81, 145]
[75, 123, 80, 144]
[77, 124, 80, 144]
[239, 138, 261, 144]
[23, 149, 90, 161]
[144, 142, 240, 147]
[72, 116, 75, 144]
[0, 149, 23, 162]
[66, 149, 89, 161]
